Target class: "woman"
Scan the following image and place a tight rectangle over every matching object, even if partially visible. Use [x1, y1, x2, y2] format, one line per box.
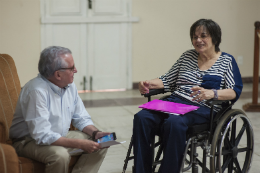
[133, 19, 243, 173]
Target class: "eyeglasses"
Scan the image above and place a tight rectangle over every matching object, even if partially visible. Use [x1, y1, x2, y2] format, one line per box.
[192, 34, 209, 41]
[58, 65, 76, 72]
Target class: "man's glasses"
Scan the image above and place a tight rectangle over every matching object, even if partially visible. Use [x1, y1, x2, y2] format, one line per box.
[58, 65, 76, 72]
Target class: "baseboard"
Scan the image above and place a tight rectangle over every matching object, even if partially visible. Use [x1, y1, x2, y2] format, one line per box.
[133, 77, 255, 89]
[242, 77, 257, 83]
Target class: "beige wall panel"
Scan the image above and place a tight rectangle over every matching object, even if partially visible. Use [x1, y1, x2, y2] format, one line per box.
[132, 0, 260, 82]
[0, 0, 260, 87]
[0, 0, 41, 87]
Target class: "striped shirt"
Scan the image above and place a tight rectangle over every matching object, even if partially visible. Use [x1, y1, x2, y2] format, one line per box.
[159, 49, 243, 111]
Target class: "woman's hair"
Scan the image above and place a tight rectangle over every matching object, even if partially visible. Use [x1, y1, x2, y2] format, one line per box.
[190, 19, 222, 52]
[38, 46, 72, 79]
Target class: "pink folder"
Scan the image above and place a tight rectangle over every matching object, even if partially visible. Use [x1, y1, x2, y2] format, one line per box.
[139, 99, 199, 115]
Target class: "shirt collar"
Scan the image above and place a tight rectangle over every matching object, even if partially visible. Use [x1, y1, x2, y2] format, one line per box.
[38, 74, 70, 96]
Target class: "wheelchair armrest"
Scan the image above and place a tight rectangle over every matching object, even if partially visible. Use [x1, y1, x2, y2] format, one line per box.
[142, 89, 166, 97]
[206, 99, 231, 106]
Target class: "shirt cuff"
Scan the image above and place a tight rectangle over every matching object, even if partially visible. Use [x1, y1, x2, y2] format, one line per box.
[159, 76, 171, 92]
[76, 121, 94, 132]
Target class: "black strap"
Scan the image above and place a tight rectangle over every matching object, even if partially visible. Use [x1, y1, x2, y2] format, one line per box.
[92, 130, 101, 141]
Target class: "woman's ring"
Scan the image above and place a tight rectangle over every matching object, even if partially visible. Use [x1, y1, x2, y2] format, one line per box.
[198, 90, 201, 94]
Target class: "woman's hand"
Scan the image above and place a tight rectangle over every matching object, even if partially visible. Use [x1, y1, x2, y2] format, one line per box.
[190, 86, 214, 102]
[138, 80, 150, 94]
[138, 78, 164, 94]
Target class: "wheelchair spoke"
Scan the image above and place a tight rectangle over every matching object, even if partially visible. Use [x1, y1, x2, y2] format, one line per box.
[224, 136, 233, 148]
[231, 119, 236, 146]
[228, 159, 234, 173]
[235, 124, 248, 147]
[221, 156, 232, 172]
[221, 149, 232, 155]
[234, 158, 242, 173]
[238, 147, 251, 153]
[228, 158, 234, 173]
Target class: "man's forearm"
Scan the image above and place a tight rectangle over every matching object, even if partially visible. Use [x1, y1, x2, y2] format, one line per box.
[51, 137, 83, 149]
[82, 125, 99, 136]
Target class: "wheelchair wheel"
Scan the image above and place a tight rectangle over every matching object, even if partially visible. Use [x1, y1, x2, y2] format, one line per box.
[210, 109, 254, 173]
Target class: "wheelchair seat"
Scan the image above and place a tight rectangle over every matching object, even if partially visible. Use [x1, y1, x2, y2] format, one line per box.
[187, 123, 209, 137]
[122, 89, 254, 173]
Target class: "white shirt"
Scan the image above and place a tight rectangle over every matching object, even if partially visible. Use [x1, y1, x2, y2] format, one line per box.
[9, 74, 94, 145]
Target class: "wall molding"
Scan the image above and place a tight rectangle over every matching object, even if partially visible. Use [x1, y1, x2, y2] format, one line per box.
[242, 77, 260, 83]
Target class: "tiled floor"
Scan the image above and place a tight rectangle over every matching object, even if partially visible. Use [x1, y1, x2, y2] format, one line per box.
[79, 84, 260, 173]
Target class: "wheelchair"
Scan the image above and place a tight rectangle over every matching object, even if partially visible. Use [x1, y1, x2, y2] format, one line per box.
[122, 89, 254, 173]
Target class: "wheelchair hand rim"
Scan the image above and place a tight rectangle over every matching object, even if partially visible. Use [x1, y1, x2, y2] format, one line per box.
[218, 114, 254, 173]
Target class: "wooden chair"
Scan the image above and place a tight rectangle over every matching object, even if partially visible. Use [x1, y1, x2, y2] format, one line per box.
[0, 54, 80, 173]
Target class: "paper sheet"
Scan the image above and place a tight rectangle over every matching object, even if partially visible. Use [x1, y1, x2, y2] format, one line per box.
[69, 141, 126, 154]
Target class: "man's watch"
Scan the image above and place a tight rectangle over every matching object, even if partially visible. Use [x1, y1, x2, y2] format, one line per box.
[92, 130, 101, 141]
[212, 89, 218, 100]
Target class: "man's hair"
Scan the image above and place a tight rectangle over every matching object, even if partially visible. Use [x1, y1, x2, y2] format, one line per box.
[190, 19, 222, 52]
[38, 46, 72, 79]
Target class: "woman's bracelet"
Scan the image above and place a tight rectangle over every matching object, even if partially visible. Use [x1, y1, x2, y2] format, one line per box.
[212, 89, 218, 100]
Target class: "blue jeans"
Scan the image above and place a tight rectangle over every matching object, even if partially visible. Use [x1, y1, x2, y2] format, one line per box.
[133, 94, 213, 173]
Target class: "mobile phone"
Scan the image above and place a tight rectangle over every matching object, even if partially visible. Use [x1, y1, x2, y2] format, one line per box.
[96, 132, 117, 143]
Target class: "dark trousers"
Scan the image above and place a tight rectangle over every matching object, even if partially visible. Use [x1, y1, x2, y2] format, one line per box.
[133, 95, 213, 173]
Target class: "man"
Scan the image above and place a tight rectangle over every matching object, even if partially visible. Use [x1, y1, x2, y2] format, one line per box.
[9, 46, 109, 173]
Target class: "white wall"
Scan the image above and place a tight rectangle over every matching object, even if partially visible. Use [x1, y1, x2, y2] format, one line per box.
[132, 0, 260, 82]
[0, 0, 260, 86]
[0, 0, 41, 86]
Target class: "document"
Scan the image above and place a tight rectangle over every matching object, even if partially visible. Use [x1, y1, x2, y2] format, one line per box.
[69, 140, 126, 154]
[139, 99, 199, 115]
[100, 140, 126, 148]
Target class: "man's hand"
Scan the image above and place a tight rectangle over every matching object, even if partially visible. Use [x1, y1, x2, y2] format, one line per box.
[190, 86, 214, 102]
[51, 136, 102, 153]
[81, 140, 101, 153]
[138, 80, 150, 94]
[95, 132, 111, 140]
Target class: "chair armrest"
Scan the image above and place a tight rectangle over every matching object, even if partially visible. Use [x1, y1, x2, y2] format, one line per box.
[0, 143, 19, 173]
[206, 99, 231, 106]
[142, 89, 166, 97]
